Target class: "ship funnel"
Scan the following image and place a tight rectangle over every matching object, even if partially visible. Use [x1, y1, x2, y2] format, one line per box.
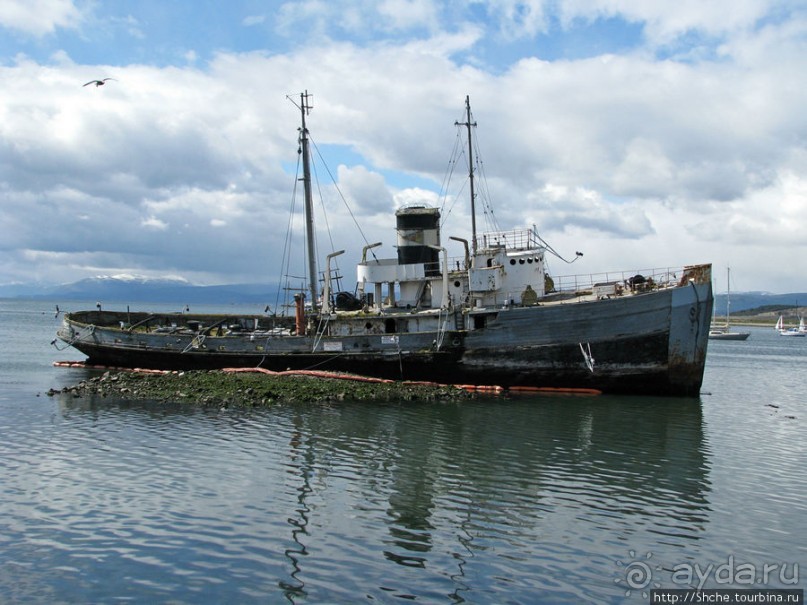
[395, 206, 441, 276]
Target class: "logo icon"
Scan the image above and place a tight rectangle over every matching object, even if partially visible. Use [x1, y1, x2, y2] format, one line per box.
[615, 551, 662, 598]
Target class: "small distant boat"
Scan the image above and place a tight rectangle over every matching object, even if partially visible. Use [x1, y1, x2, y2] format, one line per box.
[709, 328, 750, 341]
[775, 315, 806, 337]
[709, 268, 749, 341]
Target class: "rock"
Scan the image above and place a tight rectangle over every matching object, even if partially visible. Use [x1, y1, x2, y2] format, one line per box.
[52, 369, 473, 407]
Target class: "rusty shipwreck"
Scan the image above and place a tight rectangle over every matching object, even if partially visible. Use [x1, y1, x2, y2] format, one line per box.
[56, 94, 713, 396]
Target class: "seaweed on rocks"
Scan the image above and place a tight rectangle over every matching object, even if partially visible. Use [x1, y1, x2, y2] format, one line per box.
[47, 370, 473, 407]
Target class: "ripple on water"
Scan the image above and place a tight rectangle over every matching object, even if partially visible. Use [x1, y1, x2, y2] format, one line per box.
[1, 328, 805, 604]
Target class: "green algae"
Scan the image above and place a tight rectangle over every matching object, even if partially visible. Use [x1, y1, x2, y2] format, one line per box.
[49, 370, 472, 407]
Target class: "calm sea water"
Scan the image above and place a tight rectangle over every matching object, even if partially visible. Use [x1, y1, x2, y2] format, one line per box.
[1, 299, 804, 604]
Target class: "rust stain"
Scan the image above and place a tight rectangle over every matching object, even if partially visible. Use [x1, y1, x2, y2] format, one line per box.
[679, 263, 712, 286]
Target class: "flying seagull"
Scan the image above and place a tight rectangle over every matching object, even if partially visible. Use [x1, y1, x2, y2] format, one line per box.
[83, 78, 117, 87]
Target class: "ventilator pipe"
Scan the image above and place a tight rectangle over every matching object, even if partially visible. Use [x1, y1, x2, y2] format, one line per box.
[322, 250, 345, 314]
[427, 244, 449, 309]
[361, 242, 383, 263]
[449, 236, 470, 270]
[359, 242, 383, 298]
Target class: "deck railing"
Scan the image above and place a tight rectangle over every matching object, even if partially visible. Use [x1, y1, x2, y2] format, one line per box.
[549, 267, 685, 294]
[475, 229, 539, 251]
[440, 259, 687, 293]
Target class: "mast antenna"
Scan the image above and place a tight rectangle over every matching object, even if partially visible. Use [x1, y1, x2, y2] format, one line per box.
[455, 95, 478, 254]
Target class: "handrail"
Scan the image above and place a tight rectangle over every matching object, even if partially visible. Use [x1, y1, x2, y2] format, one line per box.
[548, 267, 684, 294]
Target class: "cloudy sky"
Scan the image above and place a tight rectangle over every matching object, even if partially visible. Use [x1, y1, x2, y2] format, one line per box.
[1, 0, 805, 294]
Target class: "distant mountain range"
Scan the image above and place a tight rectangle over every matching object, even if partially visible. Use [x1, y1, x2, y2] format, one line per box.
[1, 275, 805, 315]
[715, 292, 807, 315]
[0, 275, 280, 305]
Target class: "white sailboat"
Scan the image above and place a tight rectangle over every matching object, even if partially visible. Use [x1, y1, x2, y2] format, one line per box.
[709, 268, 750, 341]
[776, 314, 806, 337]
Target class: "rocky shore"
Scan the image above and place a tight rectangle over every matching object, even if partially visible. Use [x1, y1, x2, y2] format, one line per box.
[47, 369, 473, 407]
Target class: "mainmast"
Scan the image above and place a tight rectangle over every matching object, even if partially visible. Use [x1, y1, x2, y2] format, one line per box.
[455, 95, 478, 255]
[298, 90, 318, 312]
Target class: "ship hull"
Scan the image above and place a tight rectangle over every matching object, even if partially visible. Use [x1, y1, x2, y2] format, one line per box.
[57, 279, 712, 397]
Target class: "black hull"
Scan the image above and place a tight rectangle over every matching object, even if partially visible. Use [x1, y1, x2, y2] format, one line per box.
[67, 332, 702, 397]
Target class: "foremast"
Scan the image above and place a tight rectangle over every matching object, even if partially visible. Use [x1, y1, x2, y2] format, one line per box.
[298, 91, 319, 313]
[455, 95, 478, 255]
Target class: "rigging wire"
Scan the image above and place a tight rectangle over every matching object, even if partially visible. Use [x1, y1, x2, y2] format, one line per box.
[440, 105, 501, 236]
[309, 145, 346, 294]
[438, 129, 466, 225]
[438, 100, 581, 271]
[309, 135, 379, 266]
[307, 153, 327, 290]
[532, 225, 584, 264]
[274, 151, 304, 315]
[470, 122, 501, 234]
[276, 131, 382, 313]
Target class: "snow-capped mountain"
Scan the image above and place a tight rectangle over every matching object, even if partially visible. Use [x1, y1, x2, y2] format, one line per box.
[0, 274, 278, 304]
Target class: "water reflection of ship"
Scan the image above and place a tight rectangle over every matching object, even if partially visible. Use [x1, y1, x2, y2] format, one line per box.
[280, 421, 311, 602]
[279, 396, 711, 598]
